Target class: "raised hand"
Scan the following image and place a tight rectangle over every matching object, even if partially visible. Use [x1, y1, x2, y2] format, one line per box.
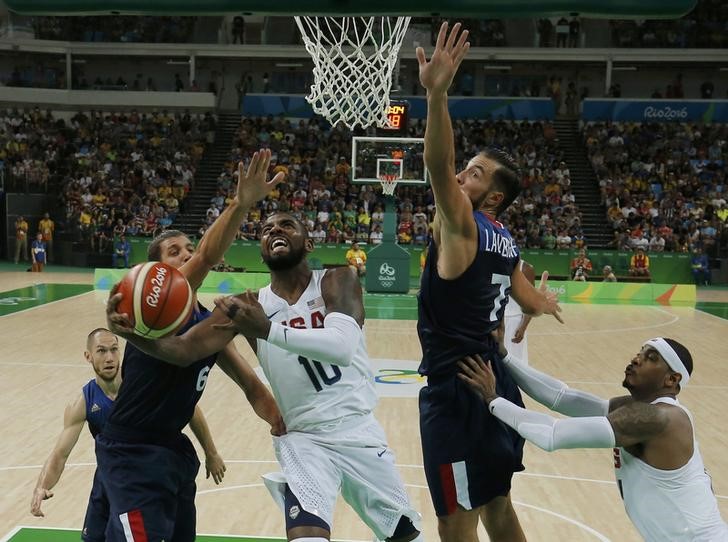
[538, 271, 564, 324]
[416, 21, 470, 95]
[235, 149, 286, 208]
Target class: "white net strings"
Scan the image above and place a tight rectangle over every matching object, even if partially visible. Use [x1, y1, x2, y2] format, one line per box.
[295, 16, 411, 130]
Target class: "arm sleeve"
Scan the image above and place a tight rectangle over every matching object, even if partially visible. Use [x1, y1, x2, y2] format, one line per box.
[266, 312, 361, 367]
[489, 397, 616, 452]
[502, 354, 609, 417]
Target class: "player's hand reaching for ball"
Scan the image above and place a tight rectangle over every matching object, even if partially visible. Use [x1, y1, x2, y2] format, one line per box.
[458, 354, 499, 405]
[213, 291, 271, 339]
[106, 288, 134, 337]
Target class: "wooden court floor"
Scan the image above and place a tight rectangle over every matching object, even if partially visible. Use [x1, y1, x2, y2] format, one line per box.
[1, 270, 727, 541]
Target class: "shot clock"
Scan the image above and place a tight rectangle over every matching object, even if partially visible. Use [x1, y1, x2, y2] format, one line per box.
[378, 100, 409, 136]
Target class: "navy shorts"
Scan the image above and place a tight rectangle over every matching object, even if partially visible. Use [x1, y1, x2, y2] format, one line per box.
[95, 433, 200, 542]
[81, 470, 109, 542]
[419, 352, 525, 516]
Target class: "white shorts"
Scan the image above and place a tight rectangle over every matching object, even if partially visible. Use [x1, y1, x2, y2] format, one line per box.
[504, 313, 529, 364]
[262, 414, 421, 540]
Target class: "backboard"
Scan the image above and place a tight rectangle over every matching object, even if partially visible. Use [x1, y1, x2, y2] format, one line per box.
[351, 136, 429, 186]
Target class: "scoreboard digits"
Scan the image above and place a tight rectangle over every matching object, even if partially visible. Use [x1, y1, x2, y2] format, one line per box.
[378, 100, 409, 135]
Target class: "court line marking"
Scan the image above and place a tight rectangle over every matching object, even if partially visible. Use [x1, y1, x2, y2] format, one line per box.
[0, 290, 94, 318]
[0, 526, 21, 542]
[403, 483, 611, 541]
[693, 306, 728, 323]
[367, 306, 681, 336]
[195, 481, 611, 541]
[4, 460, 725, 500]
[0, 525, 369, 542]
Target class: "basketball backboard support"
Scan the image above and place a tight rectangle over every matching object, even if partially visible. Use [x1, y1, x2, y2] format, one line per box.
[351, 136, 429, 186]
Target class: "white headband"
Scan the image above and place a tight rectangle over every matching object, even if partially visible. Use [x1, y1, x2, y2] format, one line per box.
[643, 338, 690, 387]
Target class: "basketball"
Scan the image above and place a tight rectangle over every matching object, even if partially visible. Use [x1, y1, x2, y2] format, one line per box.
[115, 262, 194, 339]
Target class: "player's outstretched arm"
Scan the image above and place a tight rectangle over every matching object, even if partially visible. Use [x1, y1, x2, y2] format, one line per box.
[31, 395, 86, 517]
[417, 22, 473, 233]
[106, 292, 236, 366]
[184, 150, 285, 290]
[189, 405, 226, 485]
[458, 356, 615, 452]
[216, 344, 286, 436]
[490, 325, 608, 417]
[214, 270, 364, 367]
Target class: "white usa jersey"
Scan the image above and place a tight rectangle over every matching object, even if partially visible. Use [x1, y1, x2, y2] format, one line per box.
[256, 270, 377, 433]
[614, 397, 728, 541]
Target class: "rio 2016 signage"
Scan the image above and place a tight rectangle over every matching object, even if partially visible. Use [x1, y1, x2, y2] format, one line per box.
[583, 99, 728, 123]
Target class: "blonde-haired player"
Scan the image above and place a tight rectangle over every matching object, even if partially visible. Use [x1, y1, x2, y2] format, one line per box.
[108, 212, 424, 542]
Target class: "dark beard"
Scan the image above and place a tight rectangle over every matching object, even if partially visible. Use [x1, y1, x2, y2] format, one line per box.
[263, 247, 306, 271]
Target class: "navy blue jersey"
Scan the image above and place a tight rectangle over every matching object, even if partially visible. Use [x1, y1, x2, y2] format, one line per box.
[418, 211, 520, 377]
[82, 379, 114, 438]
[104, 304, 218, 442]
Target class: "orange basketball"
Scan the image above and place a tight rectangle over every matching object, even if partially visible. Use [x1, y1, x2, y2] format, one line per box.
[115, 262, 194, 339]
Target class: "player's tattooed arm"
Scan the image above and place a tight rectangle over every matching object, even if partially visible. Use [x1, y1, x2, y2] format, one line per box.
[608, 395, 634, 412]
[607, 401, 670, 447]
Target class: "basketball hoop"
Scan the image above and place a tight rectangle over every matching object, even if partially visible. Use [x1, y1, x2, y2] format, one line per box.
[294, 16, 411, 130]
[379, 174, 399, 196]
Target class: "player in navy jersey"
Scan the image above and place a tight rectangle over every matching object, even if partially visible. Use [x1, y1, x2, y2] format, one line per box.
[30, 329, 225, 542]
[100, 150, 286, 542]
[415, 22, 562, 541]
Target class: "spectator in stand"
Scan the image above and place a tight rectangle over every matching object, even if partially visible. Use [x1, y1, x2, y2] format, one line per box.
[311, 223, 326, 244]
[690, 246, 711, 286]
[556, 229, 572, 249]
[231, 16, 245, 44]
[369, 224, 383, 245]
[649, 232, 666, 253]
[555, 17, 569, 47]
[603, 265, 617, 282]
[629, 248, 651, 278]
[568, 17, 580, 47]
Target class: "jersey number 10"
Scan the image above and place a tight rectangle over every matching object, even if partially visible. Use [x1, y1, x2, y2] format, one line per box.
[298, 356, 342, 391]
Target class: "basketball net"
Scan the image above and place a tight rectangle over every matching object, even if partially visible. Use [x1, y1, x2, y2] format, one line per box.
[294, 16, 411, 130]
[379, 174, 398, 196]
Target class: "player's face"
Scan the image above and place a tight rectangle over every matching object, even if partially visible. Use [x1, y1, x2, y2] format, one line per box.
[622, 346, 673, 394]
[456, 155, 499, 210]
[159, 235, 195, 269]
[86, 332, 121, 382]
[260, 214, 312, 271]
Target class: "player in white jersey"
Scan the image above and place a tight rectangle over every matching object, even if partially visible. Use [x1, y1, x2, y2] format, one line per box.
[112, 211, 424, 542]
[458, 323, 728, 542]
[503, 260, 535, 363]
